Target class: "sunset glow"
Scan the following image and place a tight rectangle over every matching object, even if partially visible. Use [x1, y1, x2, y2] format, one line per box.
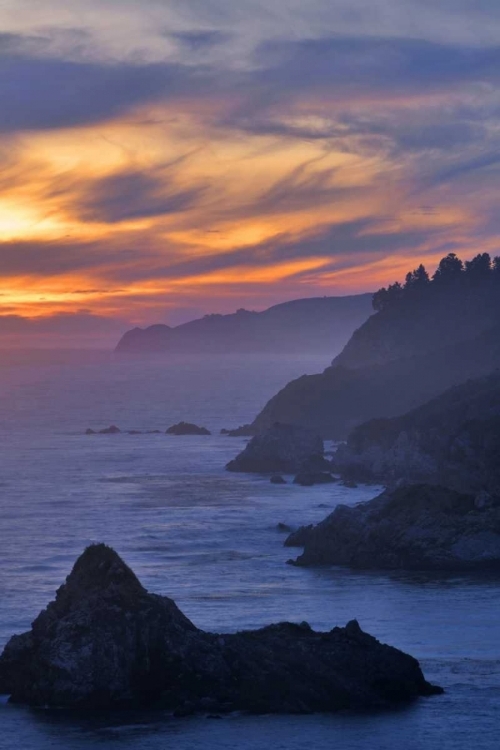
[1, 0, 500, 343]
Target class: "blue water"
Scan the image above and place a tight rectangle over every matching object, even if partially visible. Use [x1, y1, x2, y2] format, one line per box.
[0, 351, 499, 749]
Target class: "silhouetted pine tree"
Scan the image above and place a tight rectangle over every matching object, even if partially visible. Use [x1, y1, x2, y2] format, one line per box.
[372, 252, 500, 312]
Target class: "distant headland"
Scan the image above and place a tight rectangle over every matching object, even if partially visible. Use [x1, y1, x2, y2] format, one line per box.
[115, 294, 373, 355]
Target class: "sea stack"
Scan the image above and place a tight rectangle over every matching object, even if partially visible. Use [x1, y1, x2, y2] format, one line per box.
[0, 544, 441, 712]
[166, 422, 211, 435]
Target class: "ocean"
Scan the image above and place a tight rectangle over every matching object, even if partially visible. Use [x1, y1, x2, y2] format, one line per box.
[0, 350, 498, 749]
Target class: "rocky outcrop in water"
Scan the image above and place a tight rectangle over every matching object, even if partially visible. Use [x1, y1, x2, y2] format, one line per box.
[284, 525, 314, 547]
[289, 484, 500, 571]
[85, 427, 164, 436]
[293, 472, 336, 487]
[85, 425, 121, 435]
[0, 545, 441, 711]
[226, 423, 324, 473]
[166, 422, 211, 436]
[221, 424, 255, 437]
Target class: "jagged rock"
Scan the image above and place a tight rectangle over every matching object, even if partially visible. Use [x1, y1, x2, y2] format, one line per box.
[300, 454, 333, 472]
[342, 479, 359, 488]
[292, 484, 500, 571]
[293, 475, 313, 487]
[0, 545, 441, 711]
[284, 524, 314, 547]
[166, 422, 211, 436]
[226, 423, 324, 474]
[293, 472, 336, 487]
[85, 428, 96, 435]
[270, 475, 287, 484]
[99, 425, 121, 434]
[223, 424, 255, 437]
[332, 372, 500, 493]
[276, 522, 292, 532]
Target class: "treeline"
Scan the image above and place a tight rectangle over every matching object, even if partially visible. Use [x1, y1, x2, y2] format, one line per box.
[373, 253, 500, 312]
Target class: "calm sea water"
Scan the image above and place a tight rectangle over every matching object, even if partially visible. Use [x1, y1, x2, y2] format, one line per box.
[0, 351, 499, 750]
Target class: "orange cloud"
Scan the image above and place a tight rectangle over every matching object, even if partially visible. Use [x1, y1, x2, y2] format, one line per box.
[0, 32, 499, 339]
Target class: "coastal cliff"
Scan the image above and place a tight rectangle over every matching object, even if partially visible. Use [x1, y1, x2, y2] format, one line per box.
[333, 371, 500, 492]
[288, 484, 500, 571]
[226, 423, 325, 473]
[252, 325, 500, 438]
[249, 254, 500, 438]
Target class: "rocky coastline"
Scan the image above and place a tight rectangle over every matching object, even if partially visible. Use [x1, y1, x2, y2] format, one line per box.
[333, 372, 500, 493]
[287, 484, 500, 571]
[226, 422, 326, 474]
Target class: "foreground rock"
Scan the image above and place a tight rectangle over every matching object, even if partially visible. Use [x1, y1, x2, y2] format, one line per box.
[0, 545, 441, 711]
[226, 423, 324, 473]
[289, 484, 500, 571]
[166, 422, 211, 436]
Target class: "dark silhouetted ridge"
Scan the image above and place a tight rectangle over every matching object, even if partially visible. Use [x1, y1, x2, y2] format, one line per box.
[115, 294, 373, 355]
[249, 253, 500, 438]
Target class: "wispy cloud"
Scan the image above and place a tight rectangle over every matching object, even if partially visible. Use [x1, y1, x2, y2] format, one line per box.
[74, 169, 206, 223]
[0, 54, 201, 133]
[0, 2, 500, 336]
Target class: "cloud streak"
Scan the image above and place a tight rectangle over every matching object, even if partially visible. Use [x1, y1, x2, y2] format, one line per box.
[0, 47, 207, 133]
[75, 169, 206, 223]
[0, 3, 500, 337]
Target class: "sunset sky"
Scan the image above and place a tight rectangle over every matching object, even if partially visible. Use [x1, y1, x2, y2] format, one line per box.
[1, 0, 500, 345]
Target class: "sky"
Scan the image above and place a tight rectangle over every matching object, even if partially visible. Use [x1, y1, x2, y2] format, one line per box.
[1, 0, 500, 346]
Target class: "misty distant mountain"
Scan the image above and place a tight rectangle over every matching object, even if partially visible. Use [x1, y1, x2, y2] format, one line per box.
[249, 253, 500, 438]
[115, 295, 373, 355]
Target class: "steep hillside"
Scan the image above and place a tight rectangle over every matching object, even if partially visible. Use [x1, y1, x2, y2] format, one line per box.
[334, 371, 500, 492]
[251, 325, 500, 438]
[249, 254, 500, 438]
[335, 254, 500, 369]
[115, 294, 373, 355]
